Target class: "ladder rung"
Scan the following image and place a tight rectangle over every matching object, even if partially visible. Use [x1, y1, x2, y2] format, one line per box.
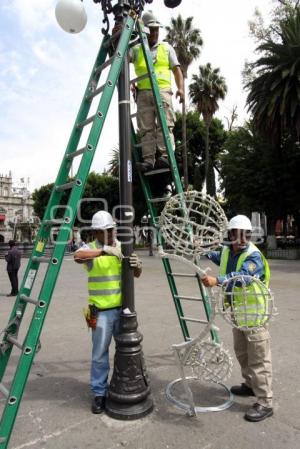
[6, 335, 23, 350]
[32, 256, 51, 263]
[130, 74, 149, 84]
[0, 383, 9, 398]
[175, 295, 203, 302]
[77, 114, 96, 128]
[86, 82, 108, 100]
[169, 273, 197, 278]
[149, 197, 169, 203]
[179, 316, 209, 324]
[20, 294, 39, 306]
[55, 181, 76, 192]
[144, 168, 170, 176]
[66, 145, 90, 160]
[94, 56, 114, 75]
[44, 219, 64, 226]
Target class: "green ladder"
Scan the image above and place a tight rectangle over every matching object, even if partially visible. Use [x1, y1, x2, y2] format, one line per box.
[0, 15, 218, 448]
[0, 15, 136, 449]
[131, 21, 219, 343]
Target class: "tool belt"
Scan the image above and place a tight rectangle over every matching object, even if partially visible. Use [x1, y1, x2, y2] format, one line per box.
[83, 305, 121, 330]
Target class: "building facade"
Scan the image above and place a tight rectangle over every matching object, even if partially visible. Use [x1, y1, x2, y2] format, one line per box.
[0, 172, 39, 243]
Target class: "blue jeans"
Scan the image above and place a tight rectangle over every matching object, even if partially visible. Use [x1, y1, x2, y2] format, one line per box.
[91, 308, 121, 396]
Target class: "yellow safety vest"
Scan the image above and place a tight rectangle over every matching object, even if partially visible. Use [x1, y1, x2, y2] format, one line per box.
[83, 241, 122, 309]
[133, 42, 171, 90]
[219, 242, 271, 327]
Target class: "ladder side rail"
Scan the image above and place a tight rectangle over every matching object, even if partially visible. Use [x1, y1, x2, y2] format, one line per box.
[0, 18, 137, 448]
[136, 21, 183, 195]
[0, 38, 110, 383]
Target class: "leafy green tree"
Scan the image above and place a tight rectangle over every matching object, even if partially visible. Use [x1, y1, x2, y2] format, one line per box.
[32, 172, 119, 226]
[246, 7, 300, 138]
[173, 110, 227, 191]
[189, 63, 227, 196]
[165, 15, 203, 190]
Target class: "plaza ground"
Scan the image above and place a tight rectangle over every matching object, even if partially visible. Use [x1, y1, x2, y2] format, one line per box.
[0, 253, 300, 449]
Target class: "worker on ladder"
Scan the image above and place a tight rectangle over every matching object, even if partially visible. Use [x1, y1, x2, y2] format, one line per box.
[130, 11, 184, 172]
[74, 211, 142, 414]
[201, 215, 274, 422]
[112, 11, 184, 172]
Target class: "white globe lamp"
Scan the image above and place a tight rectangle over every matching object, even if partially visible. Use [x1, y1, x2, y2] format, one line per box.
[55, 0, 87, 34]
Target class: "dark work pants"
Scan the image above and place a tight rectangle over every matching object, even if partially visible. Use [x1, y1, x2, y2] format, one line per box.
[8, 270, 19, 295]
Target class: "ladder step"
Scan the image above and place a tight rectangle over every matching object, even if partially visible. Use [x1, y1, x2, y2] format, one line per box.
[130, 74, 149, 84]
[20, 294, 39, 306]
[144, 168, 170, 176]
[86, 81, 109, 100]
[32, 256, 52, 263]
[169, 272, 197, 278]
[175, 295, 203, 302]
[77, 114, 96, 128]
[179, 316, 209, 324]
[6, 335, 23, 350]
[66, 145, 91, 160]
[0, 382, 9, 398]
[94, 56, 115, 75]
[149, 197, 169, 203]
[103, 29, 122, 48]
[43, 219, 64, 226]
[55, 180, 76, 192]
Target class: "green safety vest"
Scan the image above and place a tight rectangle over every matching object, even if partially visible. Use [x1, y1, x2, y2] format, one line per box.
[83, 241, 122, 309]
[133, 42, 171, 90]
[219, 242, 271, 327]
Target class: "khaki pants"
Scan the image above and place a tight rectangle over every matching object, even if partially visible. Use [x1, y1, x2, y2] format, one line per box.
[233, 326, 273, 407]
[136, 88, 175, 165]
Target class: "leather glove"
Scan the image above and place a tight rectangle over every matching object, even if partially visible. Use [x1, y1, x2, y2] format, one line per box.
[103, 245, 123, 259]
[129, 253, 142, 269]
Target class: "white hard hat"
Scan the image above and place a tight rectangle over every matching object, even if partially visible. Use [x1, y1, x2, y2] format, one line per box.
[91, 211, 116, 230]
[227, 215, 252, 231]
[142, 11, 162, 28]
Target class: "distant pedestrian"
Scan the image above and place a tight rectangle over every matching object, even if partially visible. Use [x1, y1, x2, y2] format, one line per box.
[5, 240, 21, 297]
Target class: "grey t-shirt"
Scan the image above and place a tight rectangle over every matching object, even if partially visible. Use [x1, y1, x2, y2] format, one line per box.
[130, 41, 179, 69]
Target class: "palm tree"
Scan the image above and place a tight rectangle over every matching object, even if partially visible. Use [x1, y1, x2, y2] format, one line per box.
[107, 146, 119, 177]
[246, 9, 300, 139]
[189, 63, 227, 195]
[165, 15, 203, 190]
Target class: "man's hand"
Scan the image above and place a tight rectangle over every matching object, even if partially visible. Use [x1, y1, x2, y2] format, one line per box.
[201, 274, 218, 287]
[103, 245, 123, 259]
[175, 88, 184, 104]
[129, 253, 142, 269]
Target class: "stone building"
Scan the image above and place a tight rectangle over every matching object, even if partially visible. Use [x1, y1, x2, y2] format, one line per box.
[0, 172, 39, 243]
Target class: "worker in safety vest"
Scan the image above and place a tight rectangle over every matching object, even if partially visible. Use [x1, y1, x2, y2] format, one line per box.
[131, 11, 184, 172]
[74, 211, 142, 414]
[202, 215, 273, 422]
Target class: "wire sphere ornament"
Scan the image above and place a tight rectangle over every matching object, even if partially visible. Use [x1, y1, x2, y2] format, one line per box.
[182, 340, 233, 383]
[159, 191, 228, 257]
[218, 275, 274, 331]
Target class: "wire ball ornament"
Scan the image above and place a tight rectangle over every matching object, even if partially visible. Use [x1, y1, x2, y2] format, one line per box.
[218, 275, 275, 331]
[181, 340, 233, 383]
[159, 191, 228, 257]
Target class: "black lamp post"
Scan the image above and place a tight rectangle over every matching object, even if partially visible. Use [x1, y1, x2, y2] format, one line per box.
[92, 0, 181, 420]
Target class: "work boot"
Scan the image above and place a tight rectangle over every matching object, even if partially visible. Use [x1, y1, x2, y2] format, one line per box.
[135, 161, 154, 173]
[230, 383, 255, 396]
[244, 403, 273, 422]
[91, 396, 106, 414]
[155, 156, 169, 169]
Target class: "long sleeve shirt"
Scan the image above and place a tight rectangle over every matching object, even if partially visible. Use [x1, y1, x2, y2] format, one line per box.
[206, 245, 265, 285]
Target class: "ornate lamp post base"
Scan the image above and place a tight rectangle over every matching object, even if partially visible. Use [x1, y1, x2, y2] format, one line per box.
[106, 313, 154, 419]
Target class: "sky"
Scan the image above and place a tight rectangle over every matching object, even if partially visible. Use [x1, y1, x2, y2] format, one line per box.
[0, 0, 274, 191]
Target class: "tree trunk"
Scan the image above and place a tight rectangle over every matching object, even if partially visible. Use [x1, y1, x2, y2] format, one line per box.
[204, 123, 210, 191]
[182, 80, 188, 190]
